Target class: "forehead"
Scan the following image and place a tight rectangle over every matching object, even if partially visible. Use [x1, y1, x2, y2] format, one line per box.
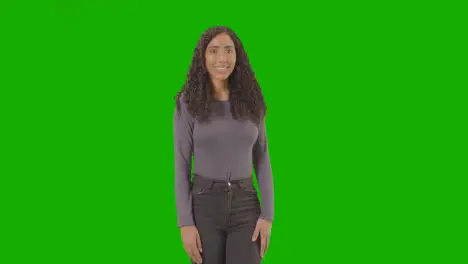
[207, 33, 235, 48]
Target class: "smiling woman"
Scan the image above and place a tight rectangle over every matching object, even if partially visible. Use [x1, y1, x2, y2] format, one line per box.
[173, 26, 275, 264]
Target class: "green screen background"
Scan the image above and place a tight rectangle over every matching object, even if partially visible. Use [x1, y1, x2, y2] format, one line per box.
[2, 1, 465, 264]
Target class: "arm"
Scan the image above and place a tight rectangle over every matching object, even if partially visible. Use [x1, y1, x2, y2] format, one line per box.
[253, 116, 274, 222]
[173, 100, 195, 227]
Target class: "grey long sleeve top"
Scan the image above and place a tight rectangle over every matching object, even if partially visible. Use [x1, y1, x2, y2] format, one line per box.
[173, 98, 274, 227]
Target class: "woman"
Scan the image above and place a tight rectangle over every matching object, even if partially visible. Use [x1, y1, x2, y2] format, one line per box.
[173, 26, 274, 264]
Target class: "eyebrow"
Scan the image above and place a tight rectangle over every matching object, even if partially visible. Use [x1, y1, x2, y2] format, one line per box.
[207, 45, 234, 49]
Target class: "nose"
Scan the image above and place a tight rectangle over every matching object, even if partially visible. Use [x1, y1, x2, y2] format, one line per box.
[216, 51, 228, 62]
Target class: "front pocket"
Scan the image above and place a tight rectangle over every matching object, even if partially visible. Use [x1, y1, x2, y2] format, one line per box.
[192, 186, 210, 195]
[196, 188, 207, 195]
[240, 185, 257, 193]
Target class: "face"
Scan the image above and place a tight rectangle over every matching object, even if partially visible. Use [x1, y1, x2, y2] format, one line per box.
[205, 33, 237, 82]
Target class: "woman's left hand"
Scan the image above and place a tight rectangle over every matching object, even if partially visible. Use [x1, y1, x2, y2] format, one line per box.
[251, 218, 272, 258]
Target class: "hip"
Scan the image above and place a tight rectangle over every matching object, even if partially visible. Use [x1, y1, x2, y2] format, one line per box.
[191, 174, 260, 222]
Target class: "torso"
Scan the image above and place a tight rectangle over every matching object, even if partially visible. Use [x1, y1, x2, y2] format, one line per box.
[192, 100, 259, 181]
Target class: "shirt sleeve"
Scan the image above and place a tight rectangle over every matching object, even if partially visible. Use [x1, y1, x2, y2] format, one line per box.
[253, 116, 274, 222]
[173, 99, 195, 227]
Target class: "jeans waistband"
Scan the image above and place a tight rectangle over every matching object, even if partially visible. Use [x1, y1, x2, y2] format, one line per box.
[192, 173, 254, 189]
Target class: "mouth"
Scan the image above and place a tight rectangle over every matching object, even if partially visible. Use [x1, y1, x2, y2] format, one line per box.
[213, 66, 230, 71]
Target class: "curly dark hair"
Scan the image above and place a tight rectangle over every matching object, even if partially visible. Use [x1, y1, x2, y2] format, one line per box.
[174, 26, 266, 125]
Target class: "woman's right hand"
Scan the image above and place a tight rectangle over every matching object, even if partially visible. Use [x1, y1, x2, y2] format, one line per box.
[180, 225, 203, 263]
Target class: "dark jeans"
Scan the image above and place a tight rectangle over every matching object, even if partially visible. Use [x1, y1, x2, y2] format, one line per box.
[191, 174, 262, 264]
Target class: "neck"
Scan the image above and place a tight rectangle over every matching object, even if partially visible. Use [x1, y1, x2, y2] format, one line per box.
[211, 79, 229, 100]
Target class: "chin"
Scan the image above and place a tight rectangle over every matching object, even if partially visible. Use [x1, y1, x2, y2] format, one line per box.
[213, 73, 231, 81]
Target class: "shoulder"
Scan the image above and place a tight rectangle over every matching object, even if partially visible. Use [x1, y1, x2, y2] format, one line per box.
[174, 93, 194, 120]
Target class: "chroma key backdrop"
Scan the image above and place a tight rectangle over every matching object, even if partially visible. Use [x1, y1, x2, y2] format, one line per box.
[1, 1, 464, 264]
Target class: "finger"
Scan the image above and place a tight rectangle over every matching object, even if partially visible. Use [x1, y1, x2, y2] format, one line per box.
[196, 233, 203, 252]
[252, 226, 259, 241]
[192, 245, 203, 263]
[186, 247, 195, 262]
[265, 235, 270, 254]
[260, 233, 266, 258]
[184, 244, 192, 256]
[188, 247, 198, 263]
